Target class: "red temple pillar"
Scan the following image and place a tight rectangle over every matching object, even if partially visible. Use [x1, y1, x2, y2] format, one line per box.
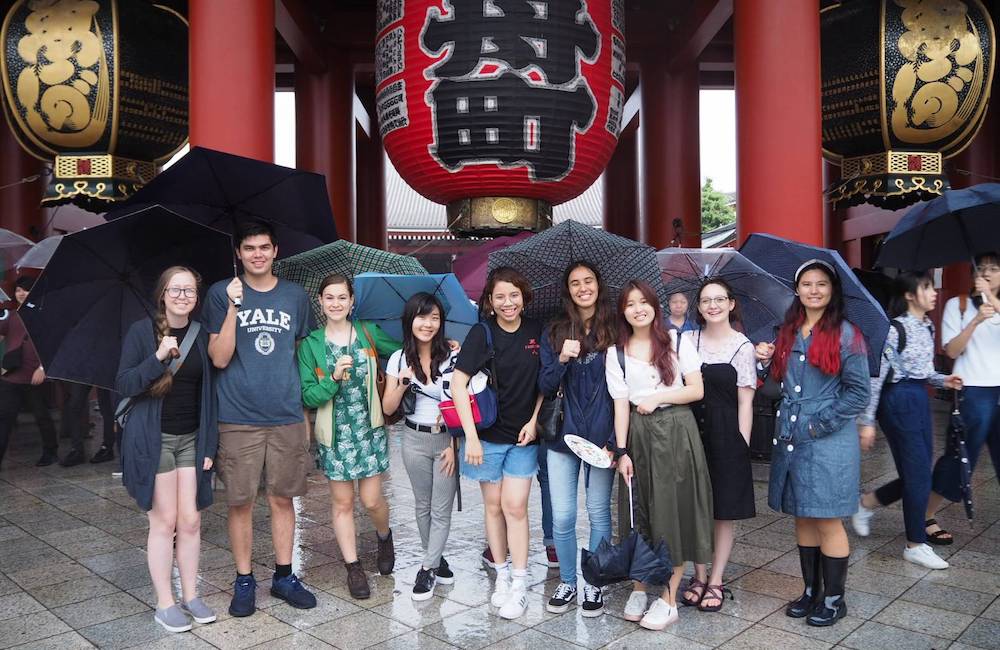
[734, 0, 823, 245]
[296, 52, 356, 242]
[356, 125, 386, 250]
[663, 63, 701, 248]
[0, 126, 44, 239]
[189, 0, 274, 161]
[602, 123, 639, 241]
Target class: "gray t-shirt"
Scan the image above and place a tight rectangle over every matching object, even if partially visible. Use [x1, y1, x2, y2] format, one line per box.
[205, 277, 312, 425]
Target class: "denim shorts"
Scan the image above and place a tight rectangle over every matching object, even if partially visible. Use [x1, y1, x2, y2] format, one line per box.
[459, 439, 538, 483]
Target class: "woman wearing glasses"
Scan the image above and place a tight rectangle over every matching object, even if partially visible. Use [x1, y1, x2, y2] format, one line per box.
[680, 279, 756, 613]
[117, 267, 218, 633]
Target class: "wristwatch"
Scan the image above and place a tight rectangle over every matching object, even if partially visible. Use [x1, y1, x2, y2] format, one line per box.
[610, 445, 628, 461]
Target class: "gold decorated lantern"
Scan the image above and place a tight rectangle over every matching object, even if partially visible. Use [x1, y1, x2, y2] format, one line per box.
[821, 0, 995, 210]
[1, 0, 188, 210]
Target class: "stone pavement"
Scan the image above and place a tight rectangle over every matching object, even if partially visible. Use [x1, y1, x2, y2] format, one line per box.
[1, 401, 998, 649]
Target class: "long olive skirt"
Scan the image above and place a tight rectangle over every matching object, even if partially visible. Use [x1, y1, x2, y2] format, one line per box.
[618, 406, 714, 566]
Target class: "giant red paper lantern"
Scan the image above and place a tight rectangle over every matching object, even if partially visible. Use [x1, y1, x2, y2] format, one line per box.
[376, 0, 625, 236]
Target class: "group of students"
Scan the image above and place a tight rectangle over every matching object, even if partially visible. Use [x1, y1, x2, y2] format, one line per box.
[112, 215, 1000, 634]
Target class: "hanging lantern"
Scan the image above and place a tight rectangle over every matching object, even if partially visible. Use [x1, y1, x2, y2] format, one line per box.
[376, 0, 625, 237]
[821, 0, 995, 210]
[1, 0, 188, 211]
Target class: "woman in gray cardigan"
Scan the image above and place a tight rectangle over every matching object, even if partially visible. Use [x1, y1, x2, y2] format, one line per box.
[117, 266, 218, 634]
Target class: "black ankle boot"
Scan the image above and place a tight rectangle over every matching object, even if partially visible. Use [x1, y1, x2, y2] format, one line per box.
[807, 554, 848, 626]
[786, 545, 822, 618]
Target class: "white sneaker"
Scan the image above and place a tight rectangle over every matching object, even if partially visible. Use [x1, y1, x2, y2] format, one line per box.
[498, 581, 527, 619]
[639, 597, 678, 630]
[491, 575, 511, 607]
[623, 590, 648, 622]
[903, 543, 949, 570]
[852, 502, 874, 537]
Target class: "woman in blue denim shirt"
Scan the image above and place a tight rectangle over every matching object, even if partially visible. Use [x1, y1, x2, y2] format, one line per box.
[756, 260, 870, 628]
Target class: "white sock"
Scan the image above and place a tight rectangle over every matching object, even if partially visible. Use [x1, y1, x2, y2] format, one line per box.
[495, 562, 510, 583]
[511, 567, 528, 588]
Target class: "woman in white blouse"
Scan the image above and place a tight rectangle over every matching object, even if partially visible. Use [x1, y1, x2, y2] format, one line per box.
[606, 280, 711, 631]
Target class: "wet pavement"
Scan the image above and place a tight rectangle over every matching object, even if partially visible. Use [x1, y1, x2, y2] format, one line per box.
[1, 401, 998, 649]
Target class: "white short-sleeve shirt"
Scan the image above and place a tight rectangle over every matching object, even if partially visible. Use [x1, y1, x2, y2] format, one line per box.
[941, 296, 1000, 387]
[606, 329, 701, 405]
[386, 350, 457, 425]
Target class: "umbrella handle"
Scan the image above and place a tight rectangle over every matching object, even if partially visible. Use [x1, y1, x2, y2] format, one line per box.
[627, 478, 634, 529]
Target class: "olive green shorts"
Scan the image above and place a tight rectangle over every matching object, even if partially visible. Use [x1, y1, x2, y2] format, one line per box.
[158, 430, 198, 473]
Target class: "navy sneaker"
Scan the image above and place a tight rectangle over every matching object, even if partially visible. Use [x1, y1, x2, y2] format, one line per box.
[229, 574, 257, 617]
[270, 573, 317, 609]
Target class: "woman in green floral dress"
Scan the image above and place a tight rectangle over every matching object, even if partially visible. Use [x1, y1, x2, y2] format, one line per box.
[298, 274, 400, 599]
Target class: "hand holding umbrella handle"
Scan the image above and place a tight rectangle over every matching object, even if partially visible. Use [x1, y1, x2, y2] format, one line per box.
[226, 277, 243, 309]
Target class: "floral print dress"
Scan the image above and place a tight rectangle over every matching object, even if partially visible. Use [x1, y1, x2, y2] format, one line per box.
[316, 337, 389, 481]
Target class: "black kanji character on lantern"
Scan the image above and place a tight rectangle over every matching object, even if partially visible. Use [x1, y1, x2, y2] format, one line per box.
[429, 72, 596, 181]
[422, 0, 599, 85]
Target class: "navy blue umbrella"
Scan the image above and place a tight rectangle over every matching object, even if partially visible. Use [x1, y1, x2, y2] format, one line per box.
[877, 183, 1000, 271]
[740, 234, 889, 376]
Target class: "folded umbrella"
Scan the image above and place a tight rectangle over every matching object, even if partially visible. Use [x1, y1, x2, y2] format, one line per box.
[946, 393, 975, 525]
[740, 233, 890, 376]
[18, 206, 234, 389]
[628, 538, 673, 587]
[15, 235, 62, 272]
[453, 232, 532, 300]
[877, 183, 1000, 271]
[352, 273, 480, 343]
[489, 220, 667, 321]
[657, 248, 795, 343]
[274, 240, 428, 326]
[108, 146, 338, 256]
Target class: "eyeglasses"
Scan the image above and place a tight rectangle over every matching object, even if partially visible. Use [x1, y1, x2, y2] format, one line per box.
[699, 296, 731, 307]
[979, 265, 1000, 274]
[166, 287, 197, 298]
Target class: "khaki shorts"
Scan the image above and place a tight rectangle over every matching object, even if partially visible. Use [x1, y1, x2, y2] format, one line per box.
[216, 421, 310, 506]
[158, 431, 197, 473]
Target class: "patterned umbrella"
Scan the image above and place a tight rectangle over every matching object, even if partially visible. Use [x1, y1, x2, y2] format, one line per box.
[488, 220, 667, 321]
[658, 248, 795, 343]
[273, 240, 428, 326]
[946, 393, 975, 524]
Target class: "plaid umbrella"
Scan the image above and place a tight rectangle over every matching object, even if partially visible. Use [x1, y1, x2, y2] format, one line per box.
[946, 392, 975, 524]
[488, 220, 667, 321]
[273, 240, 428, 325]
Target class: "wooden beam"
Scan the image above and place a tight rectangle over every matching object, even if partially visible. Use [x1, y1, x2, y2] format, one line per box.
[275, 0, 327, 73]
[666, 0, 733, 69]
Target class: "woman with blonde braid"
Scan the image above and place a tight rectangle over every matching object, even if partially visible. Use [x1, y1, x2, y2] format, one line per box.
[118, 267, 218, 633]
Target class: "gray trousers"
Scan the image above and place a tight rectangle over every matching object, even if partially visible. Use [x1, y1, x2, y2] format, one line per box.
[401, 426, 457, 570]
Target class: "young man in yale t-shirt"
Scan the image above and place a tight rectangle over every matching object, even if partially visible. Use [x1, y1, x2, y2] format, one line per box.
[205, 220, 317, 616]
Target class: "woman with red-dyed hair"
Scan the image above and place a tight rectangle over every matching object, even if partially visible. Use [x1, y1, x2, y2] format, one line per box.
[755, 260, 870, 628]
[606, 280, 710, 631]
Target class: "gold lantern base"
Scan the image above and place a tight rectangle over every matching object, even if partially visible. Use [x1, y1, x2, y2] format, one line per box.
[448, 197, 553, 238]
[42, 154, 157, 210]
[826, 151, 947, 210]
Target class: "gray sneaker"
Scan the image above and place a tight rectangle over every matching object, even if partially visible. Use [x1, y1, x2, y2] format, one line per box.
[154, 604, 192, 633]
[182, 597, 217, 624]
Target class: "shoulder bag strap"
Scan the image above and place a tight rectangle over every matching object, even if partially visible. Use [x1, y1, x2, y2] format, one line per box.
[481, 322, 498, 385]
[729, 339, 751, 364]
[168, 321, 201, 373]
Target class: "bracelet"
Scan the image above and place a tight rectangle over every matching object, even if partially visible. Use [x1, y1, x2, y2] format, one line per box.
[611, 445, 628, 461]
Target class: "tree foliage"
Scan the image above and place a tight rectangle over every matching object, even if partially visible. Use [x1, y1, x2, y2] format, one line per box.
[701, 178, 736, 231]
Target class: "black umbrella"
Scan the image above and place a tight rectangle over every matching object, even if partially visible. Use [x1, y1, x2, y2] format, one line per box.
[109, 147, 338, 256]
[946, 392, 975, 524]
[488, 220, 667, 320]
[18, 206, 234, 389]
[580, 478, 672, 587]
[740, 234, 890, 376]
[876, 183, 1000, 271]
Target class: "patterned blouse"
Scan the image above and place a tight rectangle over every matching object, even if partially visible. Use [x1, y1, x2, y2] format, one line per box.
[859, 312, 947, 425]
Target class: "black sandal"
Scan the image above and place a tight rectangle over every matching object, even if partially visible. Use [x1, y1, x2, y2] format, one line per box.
[698, 584, 732, 612]
[680, 577, 706, 606]
[925, 518, 954, 546]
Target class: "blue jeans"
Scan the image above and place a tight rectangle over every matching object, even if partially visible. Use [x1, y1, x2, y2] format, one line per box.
[872, 381, 933, 544]
[546, 448, 614, 584]
[537, 440, 553, 546]
[932, 386, 1000, 503]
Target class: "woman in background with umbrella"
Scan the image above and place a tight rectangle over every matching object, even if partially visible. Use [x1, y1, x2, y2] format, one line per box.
[538, 261, 617, 617]
[756, 261, 870, 627]
[606, 280, 710, 630]
[922, 253, 1000, 542]
[298, 273, 401, 600]
[852, 272, 961, 569]
[680, 278, 756, 613]
[450, 267, 543, 621]
[117, 267, 218, 633]
[381, 292, 459, 602]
